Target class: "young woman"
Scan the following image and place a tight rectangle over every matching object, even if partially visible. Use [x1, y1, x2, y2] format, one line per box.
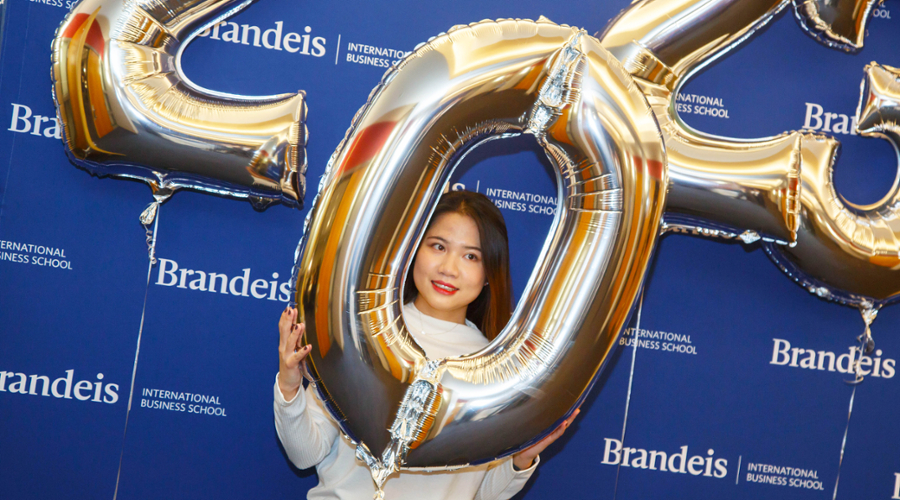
[275, 191, 579, 499]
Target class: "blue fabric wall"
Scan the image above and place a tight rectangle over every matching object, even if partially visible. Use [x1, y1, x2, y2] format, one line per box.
[0, 0, 898, 498]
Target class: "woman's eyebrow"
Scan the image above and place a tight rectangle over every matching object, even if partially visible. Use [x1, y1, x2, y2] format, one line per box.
[425, 235, 481, 252]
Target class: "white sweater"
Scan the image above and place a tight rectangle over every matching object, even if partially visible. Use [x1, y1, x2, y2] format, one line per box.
[274, 302, 538, 500]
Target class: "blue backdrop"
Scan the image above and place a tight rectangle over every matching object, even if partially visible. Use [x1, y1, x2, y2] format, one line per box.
[1, 0, 898, 499]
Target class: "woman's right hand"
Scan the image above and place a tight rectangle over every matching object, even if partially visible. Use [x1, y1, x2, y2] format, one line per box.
[278, 306, 311, 401]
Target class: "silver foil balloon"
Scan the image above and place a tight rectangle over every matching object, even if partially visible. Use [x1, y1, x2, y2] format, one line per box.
[600, 0, 804, 246]
[792, 0, 883, 52]
[763, 62, 900, 306]
[51, 0, 307, 210]
[294, 18, 666, 489]
[601, 0, 900, 308]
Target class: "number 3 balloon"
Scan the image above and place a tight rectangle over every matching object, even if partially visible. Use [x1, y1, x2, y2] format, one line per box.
[294, 18, 666, 489]
[51, 0, 307, 210]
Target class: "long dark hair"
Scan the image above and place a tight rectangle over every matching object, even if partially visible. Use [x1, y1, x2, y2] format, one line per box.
[403, 190, 512, 341]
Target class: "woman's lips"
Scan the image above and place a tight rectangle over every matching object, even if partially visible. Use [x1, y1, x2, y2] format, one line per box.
[432, 280, 458, 295]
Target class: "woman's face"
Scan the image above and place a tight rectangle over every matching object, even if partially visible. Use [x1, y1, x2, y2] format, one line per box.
[412, 212, 486, 324]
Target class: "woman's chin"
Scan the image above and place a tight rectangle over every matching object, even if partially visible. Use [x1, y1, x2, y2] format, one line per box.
[416, 295, 469, 323]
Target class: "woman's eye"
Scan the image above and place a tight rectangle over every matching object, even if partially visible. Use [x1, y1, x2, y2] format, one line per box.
[432, 243, 445, 251]
[465, 253, 480, 261]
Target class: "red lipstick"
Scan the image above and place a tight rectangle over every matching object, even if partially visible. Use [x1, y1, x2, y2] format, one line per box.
[432, 280, 458, 295]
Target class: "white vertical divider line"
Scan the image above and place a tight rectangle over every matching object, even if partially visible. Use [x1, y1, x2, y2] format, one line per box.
[113, 207, 161, 500]
[334, 34, 341, 65]
[735, 455, 742, 484]
[613, 289, 644, 500]
[832, 385, 858, 500]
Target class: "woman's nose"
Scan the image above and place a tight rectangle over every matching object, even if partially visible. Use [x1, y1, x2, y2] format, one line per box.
[437, 254, 458, 277]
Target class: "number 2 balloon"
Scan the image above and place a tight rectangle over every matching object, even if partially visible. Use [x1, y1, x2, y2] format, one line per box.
[51, 0, 307, 210]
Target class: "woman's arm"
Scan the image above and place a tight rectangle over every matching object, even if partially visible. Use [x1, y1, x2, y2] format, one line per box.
[273, 307, 339, 469]
[274, 381, 340, 469]
[474, 456, 539, 500]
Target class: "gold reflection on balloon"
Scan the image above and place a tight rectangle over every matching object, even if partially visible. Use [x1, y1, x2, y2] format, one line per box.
[601, 0, 803, 244]
[602, 0, 900, 305]
[768, 63, 900, 304]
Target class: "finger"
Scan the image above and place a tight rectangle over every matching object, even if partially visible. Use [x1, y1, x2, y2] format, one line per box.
[531, 425, 565, 453]
[547, 415, 574, 441]
[526, 410, 580, 457]
[279, 310, 294, 340]
[293, 323, 306, 349]
[290, 345, 312, 366]
[280, 323, 298, 353]
[549, 423, 567, 441]
[280, 306, 299, 331]
[524, 430, 560, 457]
[285, 344, 308, 368]
[285, 323, 302, 351]
[556, 409, 580, 431]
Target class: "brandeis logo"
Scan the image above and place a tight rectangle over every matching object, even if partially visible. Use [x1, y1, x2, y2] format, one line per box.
[770, 338, 896, 378]
[0, 369, 118, 403]
[155, 258, 292, 301]
[600, 438, 728, 479]
[197, 20, 326, 57]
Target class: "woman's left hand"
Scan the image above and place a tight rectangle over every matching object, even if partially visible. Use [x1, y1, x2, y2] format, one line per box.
[512, 408, 581, 470]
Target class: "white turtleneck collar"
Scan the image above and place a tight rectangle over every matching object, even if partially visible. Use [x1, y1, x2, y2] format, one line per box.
[402, 301, 489, 358]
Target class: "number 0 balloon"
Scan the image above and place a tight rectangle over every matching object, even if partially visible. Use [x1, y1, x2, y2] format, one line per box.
[293, 18, 666, 490]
